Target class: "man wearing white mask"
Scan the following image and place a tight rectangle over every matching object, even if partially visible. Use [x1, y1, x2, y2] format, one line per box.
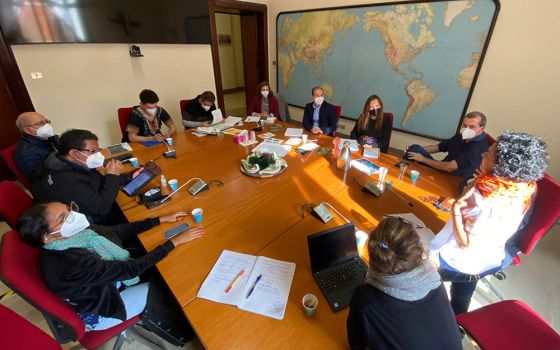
[404, 111, 489, 179]
[34, 129, 134, 225]
[124, 89, 176, 142]
[182, 91, 217, 129]
[14, 112, 59, 182]
[302, 86, 338, 136]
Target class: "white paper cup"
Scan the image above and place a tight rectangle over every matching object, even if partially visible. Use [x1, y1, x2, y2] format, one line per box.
[129, 157, 138, 167]
[301, 134, 308, 144]
[302, 294, 318, 316]
[168, 179, 178, 191]
[166, 137, 173, 146]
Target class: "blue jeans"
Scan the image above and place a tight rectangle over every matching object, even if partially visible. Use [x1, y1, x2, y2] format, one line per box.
[438, 258, 501, 315]
[92, 282, 149, 331]
[403, 144, 434, 161]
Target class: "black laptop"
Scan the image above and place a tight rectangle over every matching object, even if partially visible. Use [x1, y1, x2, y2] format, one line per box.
[307, 223, 367, 312]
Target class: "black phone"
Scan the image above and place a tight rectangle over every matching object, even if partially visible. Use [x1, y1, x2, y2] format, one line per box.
[163, 222, 190, 239]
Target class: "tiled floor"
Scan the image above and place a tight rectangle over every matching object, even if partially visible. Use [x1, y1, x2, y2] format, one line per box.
[223, 89, 247, 118]
[1, 184, 558, 348]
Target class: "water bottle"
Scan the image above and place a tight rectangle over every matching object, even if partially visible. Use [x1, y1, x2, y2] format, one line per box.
[337, 141, 352, 171]
[160, 175, 167, 188]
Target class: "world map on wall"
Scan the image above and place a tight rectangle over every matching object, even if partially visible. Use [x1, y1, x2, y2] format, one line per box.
[277, 0, 498, 139]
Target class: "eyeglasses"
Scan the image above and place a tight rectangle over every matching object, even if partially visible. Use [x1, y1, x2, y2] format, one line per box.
[78, 147, 102, 154]
[47, 202, 79, 235]
[26, 120, 51, 128]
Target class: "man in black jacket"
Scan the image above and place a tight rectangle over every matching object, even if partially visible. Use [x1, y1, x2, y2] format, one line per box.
[302, 86, 338, 136]
[13, 112, 59, 182]
[33, 129, 132, 225]
[182, 91, 217, 128]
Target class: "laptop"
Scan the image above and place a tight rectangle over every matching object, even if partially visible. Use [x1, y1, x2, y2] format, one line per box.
[307, 223, 367, 312]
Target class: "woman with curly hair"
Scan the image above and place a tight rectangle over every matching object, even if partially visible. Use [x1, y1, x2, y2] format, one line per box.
[430, 131, 549, 315]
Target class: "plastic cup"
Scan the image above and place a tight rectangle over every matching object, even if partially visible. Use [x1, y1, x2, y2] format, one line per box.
[410, 170, 420, 185]
[166, 137, 173, 146]
[378, 167, 388, 183]
[399, 162, 408, 181]
[168, 179, 178, 191]
[129, 157, 139, 167]
[302, 294, 318, 317]
[301, 134, 308, 144]
[192, 208, 203, 223]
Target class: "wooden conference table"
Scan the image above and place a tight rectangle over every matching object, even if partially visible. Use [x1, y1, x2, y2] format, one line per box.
[116, 122, 460, 349]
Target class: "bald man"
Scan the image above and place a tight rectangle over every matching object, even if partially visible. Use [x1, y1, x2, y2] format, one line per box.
[13, 112, 59, 182]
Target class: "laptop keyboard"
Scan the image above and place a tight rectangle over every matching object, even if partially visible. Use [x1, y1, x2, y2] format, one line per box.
[316, 258, 367, 291]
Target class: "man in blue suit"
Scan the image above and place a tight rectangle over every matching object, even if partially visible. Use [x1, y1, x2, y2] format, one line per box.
[302, 87, 338, 136]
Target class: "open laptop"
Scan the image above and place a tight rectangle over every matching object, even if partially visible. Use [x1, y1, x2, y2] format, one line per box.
[307, 223, 367, 312]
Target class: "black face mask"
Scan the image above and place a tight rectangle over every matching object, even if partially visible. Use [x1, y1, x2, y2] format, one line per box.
[369, 108, 381, 117]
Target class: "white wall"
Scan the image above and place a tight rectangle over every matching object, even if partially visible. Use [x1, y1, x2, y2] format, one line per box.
[12, 44, 216, 145]
[267, 0, 560, 179]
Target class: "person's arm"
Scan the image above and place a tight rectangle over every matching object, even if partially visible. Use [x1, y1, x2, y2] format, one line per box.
[183, 120, 208, 128]
[104, 212, 188, 241]
[302, 105, 313, 131]
[323, 105, 338, 136]
[14, 151, 41, 183]
[247, 97, 258, 116]
[410, 155, 459, 173]
[126, 127, 164, 142]
[424, 144, 440, 153]
[452, 186, 475, 248]
[160, 109, 176, 136]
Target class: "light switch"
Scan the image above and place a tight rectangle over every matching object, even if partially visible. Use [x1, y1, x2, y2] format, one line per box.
[30, 72, 44, 79]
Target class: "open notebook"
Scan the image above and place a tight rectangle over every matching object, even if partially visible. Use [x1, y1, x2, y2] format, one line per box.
[197, 250, 296, 320]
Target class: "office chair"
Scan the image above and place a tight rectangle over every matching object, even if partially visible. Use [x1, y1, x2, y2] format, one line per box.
[179, 99, 193, 112]
[117, 107, 134, 137]
[0, 231, 161, 350]
[384, 112, 394, 151]
[0, 181, 33, 229]
[0, 144, 33, 190]
[457, 300, 560, 350]
[333, 105, 342, 136]
[0, 304, 62, 350]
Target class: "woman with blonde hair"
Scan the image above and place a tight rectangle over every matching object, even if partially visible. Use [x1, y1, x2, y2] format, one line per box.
[350, 95, 392, 152]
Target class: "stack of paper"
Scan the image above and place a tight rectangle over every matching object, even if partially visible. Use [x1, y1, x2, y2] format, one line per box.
[284, 128, 304, 137]
[197, 250, 296, 320]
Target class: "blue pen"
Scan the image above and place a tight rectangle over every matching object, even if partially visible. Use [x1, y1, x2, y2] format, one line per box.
[245, 274, 263, 298]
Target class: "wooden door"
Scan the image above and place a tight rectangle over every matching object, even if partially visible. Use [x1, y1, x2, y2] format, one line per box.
[240, 14, 258, 108]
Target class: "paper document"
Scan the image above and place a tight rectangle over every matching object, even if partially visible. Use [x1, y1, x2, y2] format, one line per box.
[224, 116, 242, 127]
[298, 142, 319, 151]
[351, 158, 380, 175]
[284, 128, 304, 137]
[252, 141, 292, 157]
[337, 138, 359, 152]
[384, 213, 435, 251]
[258, 132, 275, 140]
[197, 250, 296, 320]
[211, 109, 224, 125]
[245, 116, 261, 123]
[284, 137, 302, 146]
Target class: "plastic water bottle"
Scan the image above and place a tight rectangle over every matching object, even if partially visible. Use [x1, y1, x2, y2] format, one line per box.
[337, 141, 352, 171]
[160, 175, 167, 188]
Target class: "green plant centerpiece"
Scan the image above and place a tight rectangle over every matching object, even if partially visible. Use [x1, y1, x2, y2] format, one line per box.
[241, 152, 287, 176]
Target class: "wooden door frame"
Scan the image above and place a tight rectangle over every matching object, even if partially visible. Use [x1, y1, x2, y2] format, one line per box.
[0, 32, 34, 113]
[208, 0, 268, 113]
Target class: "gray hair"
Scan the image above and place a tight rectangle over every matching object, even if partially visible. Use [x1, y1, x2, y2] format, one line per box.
[494, 131, 549, 182]
[15, 114, 27, 132]
[465, 111, 487, 127]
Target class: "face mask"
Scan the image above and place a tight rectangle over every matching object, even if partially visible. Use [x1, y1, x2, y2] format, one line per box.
[52, 211, 90, 238]
[36, 123, 54, 138]
[201, 104, 211, 111]
[145, 107, 157, 116]
[80, 151, 105, 169]
[460, 127, 477, 140]
[369, 108, 381, 117]
[314, 96, 324, 105]
[261, 91, 269, 98]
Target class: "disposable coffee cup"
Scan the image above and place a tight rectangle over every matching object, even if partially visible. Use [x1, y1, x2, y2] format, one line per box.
[129, 157, 139, 167]
[410, 170, 420, 185]
[378, 167, 388, 183]
[192, 208, 203, 223]
[168, 179, 178, 191]
[302, 294, 318, 317]
[166, 137, 173, 146]
[301, 134, 308, 144]
[399, 162, 408, 180]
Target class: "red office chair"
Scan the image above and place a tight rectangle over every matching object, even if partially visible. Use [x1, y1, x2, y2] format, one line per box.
[179, 99, 193, 112]
[481, 173, 560, 299]
[0, 304, 62, 350]
[0, 144, 33, 191]
[384, 112, 394, 150]
[457, 300, 560, 350]
[486, 133, 496, 146]
[0, 231, 141, 349]
[333, 105, 341, 136]
[117, 107, 134, 137]
[0, 181, 33, 229]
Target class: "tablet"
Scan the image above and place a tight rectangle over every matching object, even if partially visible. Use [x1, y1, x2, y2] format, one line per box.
[122, 169, 157, 197]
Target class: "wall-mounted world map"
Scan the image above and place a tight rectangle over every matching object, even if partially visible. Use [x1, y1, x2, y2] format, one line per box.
[277, 0, 499, 139]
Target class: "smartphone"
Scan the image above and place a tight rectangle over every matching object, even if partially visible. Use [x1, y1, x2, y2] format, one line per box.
[163, 222, 190, 240]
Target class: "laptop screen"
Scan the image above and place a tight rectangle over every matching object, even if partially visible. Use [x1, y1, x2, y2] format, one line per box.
[307, 223, 358, 273]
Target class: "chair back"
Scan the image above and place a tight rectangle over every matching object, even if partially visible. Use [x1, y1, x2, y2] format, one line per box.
[117, 107, 134, 137]
[333, 105, 341, 121]
[0, 304, 62, 350]
[179, 99, 193, 112]
[384, 112, 394, 150]
[486, 133, 496, 146]
[0, 144, 33, 190]
[0, 231, 85, 342]
[0, 181, 33, 229]
[517, 174, 560, 256]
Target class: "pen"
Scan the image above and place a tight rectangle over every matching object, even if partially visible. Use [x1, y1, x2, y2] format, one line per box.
[245, 274, 263, 298]
[225, 269, 244, 294]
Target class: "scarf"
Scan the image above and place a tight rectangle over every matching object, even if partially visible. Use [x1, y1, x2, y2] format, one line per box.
[474, 175, 536, 213]
[365, 260, 441, 301]
[44, 229, 139, 286]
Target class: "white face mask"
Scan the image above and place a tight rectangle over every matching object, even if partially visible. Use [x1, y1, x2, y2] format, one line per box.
[314, 96, 324, 105]
[201, 104, 211, 111]
[79, 151, 105, 169]
[460, 127, 477, 140]
[51, 211, 90, 238]
[145, 107, 157, 116]
[36, 123, 54, 138]
[261, 91, 269, 98]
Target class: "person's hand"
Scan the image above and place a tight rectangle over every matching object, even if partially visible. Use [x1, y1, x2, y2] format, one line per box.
[105, 159, 124, 175]
[473, 168, 485, 177]
[131, 166, 145, 179]
[170, 227, 204, 247]
[202, 122, 211, 127]
[154, 134, 166, 142]
[407, 152, 425, 163]
[311, 127, 323, 134]
[159, 212, 188, 223]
